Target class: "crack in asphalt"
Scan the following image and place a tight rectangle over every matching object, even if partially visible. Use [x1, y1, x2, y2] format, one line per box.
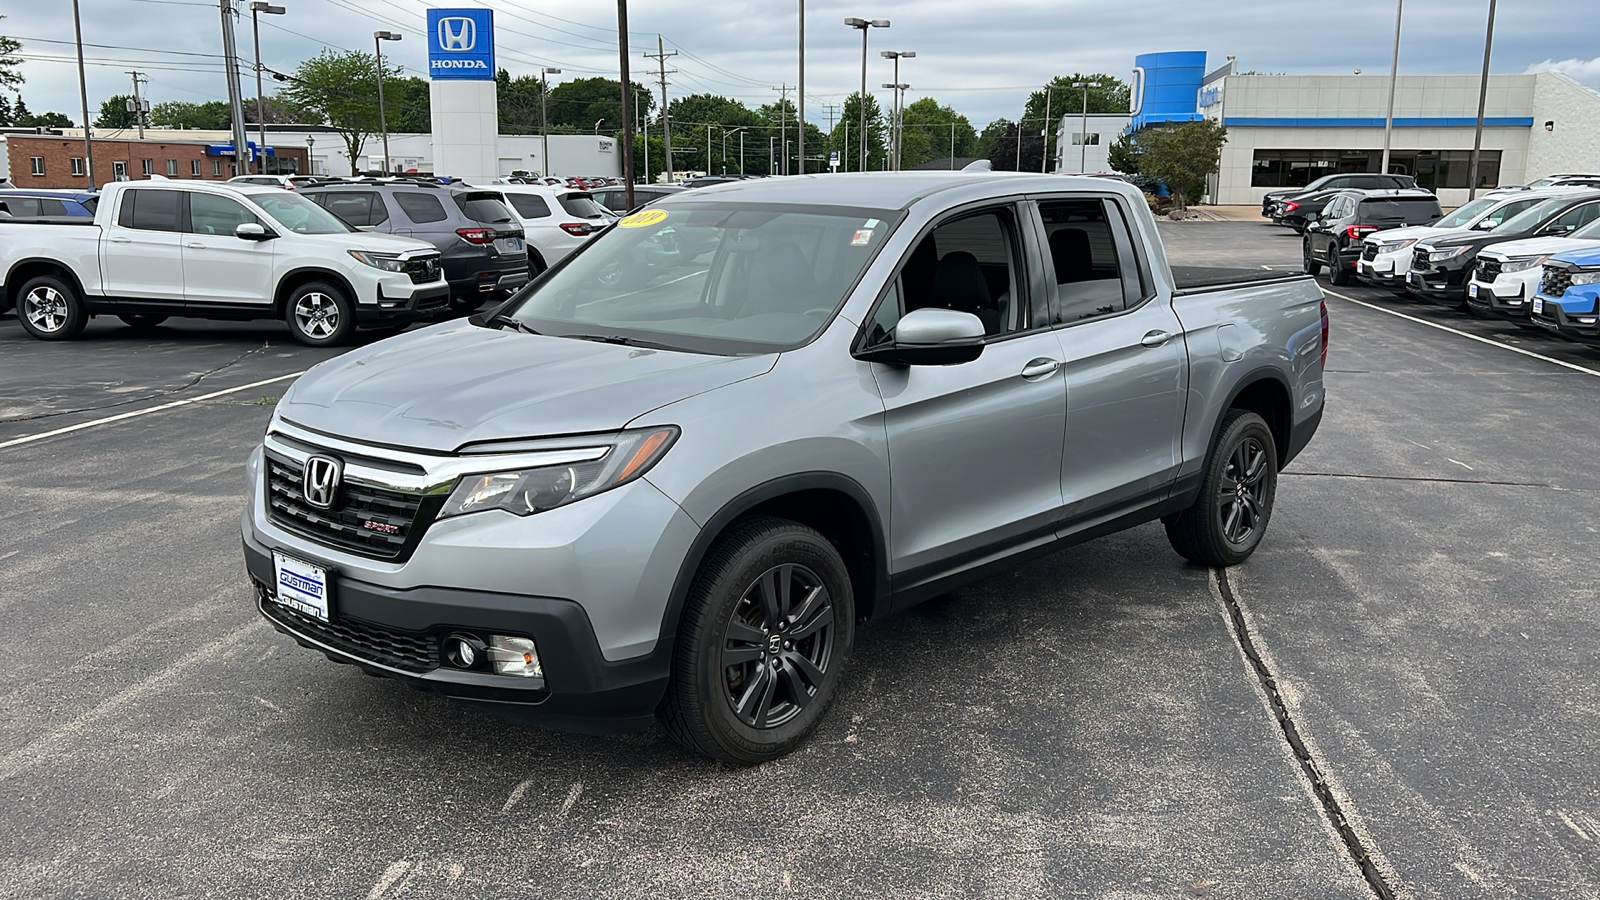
[1214, 566, 1399, 900]
[1283, 471, 1597, 493]
[0, 342, 273, 424]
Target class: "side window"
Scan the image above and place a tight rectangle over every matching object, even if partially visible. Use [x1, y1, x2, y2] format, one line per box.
[395, 191, 448, 224]
[39, 198, 67, 216]
[506, 193, 552, 219]
[866, 206, 1026, 341]
[322, 191, 374, 227]
[7, 197, 41, 217]
[1549, 202, 1600, 234]
[366, 192, 390, 226]
[124, 189, 182, 232]
[1483, 199, 1532, 227]
[187, 192, 261, 235]
[1039, 198, 1130, 323]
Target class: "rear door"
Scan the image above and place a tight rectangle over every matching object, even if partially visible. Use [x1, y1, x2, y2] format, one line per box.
[100, 188, 185, 303]
[181, 191, 275, 306]
[1030, 194, 1188, 528]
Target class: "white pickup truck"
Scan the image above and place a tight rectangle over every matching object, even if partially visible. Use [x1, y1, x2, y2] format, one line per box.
[0, 179, 449, 346]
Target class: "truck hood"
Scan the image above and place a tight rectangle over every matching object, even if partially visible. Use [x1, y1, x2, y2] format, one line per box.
[275, 321, 777, 452]
[293, 229, 437, 256]
[1478, 236, 1600, 261]
[1551, 245, 1600, 266]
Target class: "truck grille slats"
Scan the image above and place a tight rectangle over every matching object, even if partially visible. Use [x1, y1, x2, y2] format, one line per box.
[404, 255, 442, 285]
[1362, 244, 1379, 261]
[1412, 248, 1430, 272]
[1541, 265, 1572, 298]
[265, 452, 423, 560]
[259, 585, 437, 672]
[1477, 259, 1502, 282]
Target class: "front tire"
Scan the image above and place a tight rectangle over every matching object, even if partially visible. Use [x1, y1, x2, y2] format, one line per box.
[16, 274, 88, 341]
[284, 281, 356, 347]
[1328, 246, 1351, 286]
[1302, 240, 1322, 276]
[1166, 410, 1279, 567]
[659, 516, 855, 764]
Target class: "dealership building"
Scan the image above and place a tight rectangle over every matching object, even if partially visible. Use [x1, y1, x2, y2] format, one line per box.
[1070, 51, 1600, 206]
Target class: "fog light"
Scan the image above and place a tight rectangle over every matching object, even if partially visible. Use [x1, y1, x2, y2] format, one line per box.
[444, 633, 486, 669]
[488, 635, 544, 683]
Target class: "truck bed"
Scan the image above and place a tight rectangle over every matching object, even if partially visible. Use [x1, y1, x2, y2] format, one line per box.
[1170, 266, 1307, 292]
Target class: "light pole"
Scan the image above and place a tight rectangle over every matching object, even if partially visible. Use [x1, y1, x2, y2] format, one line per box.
[71, 0, 95, 188]
[540, 67, 560, 177]
[594, 118, 606, 135]
[722, 126, 747, 175]
[882, 82, 909, 170]
[1381, 0, 1403, 175]
[1468, 0, 1497, 200]
[880, 50, 913, 170]
[844, 17, 888, 172]
[249, 2, 284, 175]
[373, 31, 401, 175]
[1071, 80, 1101, 173]
[797, 0, 805, 176]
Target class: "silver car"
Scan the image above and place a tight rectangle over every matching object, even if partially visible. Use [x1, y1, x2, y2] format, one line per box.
[242, 173, 1327, 762]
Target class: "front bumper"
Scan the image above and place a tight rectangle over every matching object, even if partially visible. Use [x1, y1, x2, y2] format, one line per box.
[1466, 273, 1537, 320]
[1405, 262, 1469, 304]
[1530, 289, 1600, 342]
[357, 281, 450, 325]
[1355, 251, 1411, 291]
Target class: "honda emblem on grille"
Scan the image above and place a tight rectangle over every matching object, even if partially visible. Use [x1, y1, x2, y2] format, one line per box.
[303, 455, 343, 509]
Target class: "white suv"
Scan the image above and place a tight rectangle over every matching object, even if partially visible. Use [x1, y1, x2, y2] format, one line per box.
[490, 183, 615, 272]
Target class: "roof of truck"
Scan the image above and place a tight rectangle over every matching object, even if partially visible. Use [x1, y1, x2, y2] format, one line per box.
[655, 171, 1140, 211]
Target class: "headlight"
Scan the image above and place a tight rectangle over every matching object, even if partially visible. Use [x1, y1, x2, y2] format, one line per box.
[1571, 270, 1600, 286]
[1429, 246, 1471, 261]
[347, 249, 409, 272]
[438, 426, 679, 519]
[1379, 239, 1418, 252]
[1500, 255, 1550, 273]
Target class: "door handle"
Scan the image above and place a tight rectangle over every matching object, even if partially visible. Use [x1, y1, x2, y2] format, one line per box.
[185, 242, 206, 249]
[1020, 358, 1061, 380]
[1140, 330, 1174, 348]
[109, 236, 132, 243]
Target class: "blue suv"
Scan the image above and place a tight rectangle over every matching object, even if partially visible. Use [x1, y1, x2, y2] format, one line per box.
[1530, 245, 1600, 344]
[0, 189, 98, 217]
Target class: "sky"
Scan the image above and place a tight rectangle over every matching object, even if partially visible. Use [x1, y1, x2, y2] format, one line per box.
[6, 0, 1600, 130]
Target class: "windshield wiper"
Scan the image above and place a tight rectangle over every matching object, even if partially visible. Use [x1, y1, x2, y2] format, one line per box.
[486, 315, 541, 335]
[560, 333, 679, 350]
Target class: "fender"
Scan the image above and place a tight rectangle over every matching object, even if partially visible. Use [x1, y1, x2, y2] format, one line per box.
[4, 257, 93, 310]
[273, 266, 360, 314]
[1212, 366, 1295, 465]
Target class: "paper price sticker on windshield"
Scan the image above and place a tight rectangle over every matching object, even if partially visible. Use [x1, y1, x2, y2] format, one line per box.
[619, 209, 668, 228]
[851, 229, 874, 246]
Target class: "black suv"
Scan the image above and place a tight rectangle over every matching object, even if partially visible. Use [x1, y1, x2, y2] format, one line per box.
[302, 181, 528, 312]
[1303, 189, 1442, 286]
[590, 184, 686, 214]
[1408, 191, 1600, 308]
[1263, 172, 1417, 219]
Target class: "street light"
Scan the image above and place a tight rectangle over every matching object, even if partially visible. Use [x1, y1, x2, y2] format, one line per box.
[249, 2, 285, 176]
[722, 126, 748, 175]
[1381, 0, 1403, 175]
[882, 81, 910, 171]
[373, 31, 401, 176]
[844, 17, 888, 172]
[306, 134, 314, 176]
[880, 50, 913, 170]
[594, 118, 606, 135]
[540, 67, 561, 176]
[1071, 80, 1102, 173]
[1467, 0, 1498, 200]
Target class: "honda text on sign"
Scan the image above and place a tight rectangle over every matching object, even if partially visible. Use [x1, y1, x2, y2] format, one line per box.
[426, 8, 494, 80]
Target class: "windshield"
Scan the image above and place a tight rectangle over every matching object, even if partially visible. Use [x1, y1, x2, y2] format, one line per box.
[498, 202, 901, 355]
[1436, 198, 1495, 228]
[455, 192, 516, 224]
[560, 192, 610, 219]
[253, 192, 355, 234]
[1496, 198, 1568, 234]
[1526, 177, 1558, 189]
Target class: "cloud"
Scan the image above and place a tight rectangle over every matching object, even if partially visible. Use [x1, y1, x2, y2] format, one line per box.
[1524, 57, 1600, 87]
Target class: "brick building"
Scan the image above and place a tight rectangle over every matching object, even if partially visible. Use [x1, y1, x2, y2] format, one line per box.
[2, 134, 308, 189]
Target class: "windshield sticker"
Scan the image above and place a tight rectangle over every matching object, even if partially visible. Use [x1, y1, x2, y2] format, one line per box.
[852, 229, 874, 246]
[864, 218, 880, 228]
[619, 208, 669, 228]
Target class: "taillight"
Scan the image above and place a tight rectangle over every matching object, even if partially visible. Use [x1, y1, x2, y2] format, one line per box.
[456, 227, 495, 244]
[559, 222, 597, 236]
[1346, 225, 1379, 240]
[1320, 300, 1330, 371]
[1284, 201, 1299, 212]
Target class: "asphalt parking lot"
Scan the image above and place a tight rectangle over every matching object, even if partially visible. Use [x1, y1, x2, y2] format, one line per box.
[3, 217, 1599, 899]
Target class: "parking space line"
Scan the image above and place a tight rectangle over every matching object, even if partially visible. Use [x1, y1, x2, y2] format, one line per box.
[0, 371, 304, 451]
[1322, 289, 1600, 379]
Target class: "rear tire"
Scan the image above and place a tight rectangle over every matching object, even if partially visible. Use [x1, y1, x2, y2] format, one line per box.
[1166, 410, 1279, 567]
[284, 281, 356, 347]
[659, 516, 855, 764]
[117, 313, 168, 332]
[16, 274, 88, 341]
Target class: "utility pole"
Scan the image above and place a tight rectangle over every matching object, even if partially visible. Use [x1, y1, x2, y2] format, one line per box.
[797, 0, 805, 176]
[645, 36, 678, 183]
[249, 3, 284, 174]
[1381, 0, 1404, 175]
[772, 84, 793, 175]
[1468, 0, 1497, 200]
[1040, 81, 1052, 173]
[540, 67, 560, 177]
[126, 71, 148, 140]
[950, 121, 955, 169]
[72, 0, 95, 188]
[617, 0, 635, 208]
[219, 0, 251, 178]
[374, 31, 401, 175]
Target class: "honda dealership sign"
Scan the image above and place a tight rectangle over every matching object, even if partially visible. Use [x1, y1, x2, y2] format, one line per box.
[426, 9, 494, 80]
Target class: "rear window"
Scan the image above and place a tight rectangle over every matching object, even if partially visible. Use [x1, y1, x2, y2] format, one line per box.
[1358, 197, 1440, 225]
[454, 192, 515, 224]
[507, 194, 552, 219]
[119, 189, 183, 232]
[80, 196, 98, 213]
[559, 192, 608, 219]
[394, 191, 448, 224]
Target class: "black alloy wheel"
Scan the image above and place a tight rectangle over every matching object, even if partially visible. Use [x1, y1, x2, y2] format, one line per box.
[719, 562, 838, 731]
[1165, 409, 1279, 567]
[1328, 245, 1351, 286]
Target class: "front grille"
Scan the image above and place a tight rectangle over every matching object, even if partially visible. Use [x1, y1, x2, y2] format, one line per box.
[1412, 248, 1431, 273]
[265, 452, 425, 560]
[1477, 259, 1502, 283]
[405, 255, 442, 285]
[1362, 243, 1379, 261]
[259, 585, 438, 672]
[1541, 265, 1572, 298]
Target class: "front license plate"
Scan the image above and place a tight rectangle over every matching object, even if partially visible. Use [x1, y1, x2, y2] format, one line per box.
[494, 237, 524, 254]
[1407, 272, 1419, 285]
[273, 551, 331, 622]
[1469, 283, 1479, 299]
[1532, 297, 1544, 314]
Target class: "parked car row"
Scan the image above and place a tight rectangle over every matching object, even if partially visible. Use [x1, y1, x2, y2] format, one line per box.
[1262, 173, 1418, 232]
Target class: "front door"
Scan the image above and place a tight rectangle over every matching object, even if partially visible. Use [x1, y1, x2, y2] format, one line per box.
[182, 192, 275, 306]
[866, 204, 1068, 589]
[100, 187, 185, 304]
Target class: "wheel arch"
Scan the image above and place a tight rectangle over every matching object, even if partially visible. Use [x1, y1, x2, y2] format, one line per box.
[273, 267, 359, 316]
[1216, 369, 1294, 470]
[657, 473, 890, 652]
[5, 259, 89, 311]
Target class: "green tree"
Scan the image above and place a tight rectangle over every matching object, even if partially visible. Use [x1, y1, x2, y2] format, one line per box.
[1107, 130, 1141, 175]
[12, 96, 72, 129]
[897, 96, 977, 169]
[976, 117, 1011, 158]
[1135, 120, 1229, 209]
[496, 69, 544, 135]
[280, 50, 395, 174]
[546, 76, 650, 135]
[0, 94, 12, 127]
[243, 95, 305, 126]
[827, 92, 886, 172]
[150, 100, 230, 130]
[986, 121, 1046, 172]
[663, 93, 757, 173]
[0, 17, 23, 91]
[380, 76, 430, 133]
[95, 93, 137, 130]
[1025, 74, 1129, 171]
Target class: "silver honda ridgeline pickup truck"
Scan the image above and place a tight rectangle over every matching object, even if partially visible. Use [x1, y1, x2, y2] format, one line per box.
[242, 173, 1327, 763]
